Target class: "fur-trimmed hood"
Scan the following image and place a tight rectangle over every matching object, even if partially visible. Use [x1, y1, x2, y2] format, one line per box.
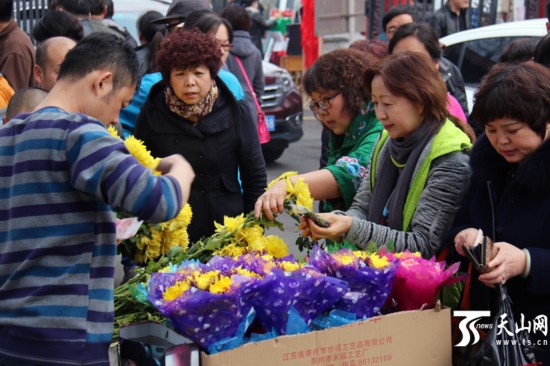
[470, 134, 550, 196]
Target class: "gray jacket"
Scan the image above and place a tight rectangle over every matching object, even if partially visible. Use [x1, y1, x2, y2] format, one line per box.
[339, 133, 471, 258]
[225, 30, 265, 123]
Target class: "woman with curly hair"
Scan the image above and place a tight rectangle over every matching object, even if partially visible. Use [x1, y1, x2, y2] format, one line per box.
[254, 48, 383, 249]
[135, 29, 267, 242]
[299, 52, 474, 258]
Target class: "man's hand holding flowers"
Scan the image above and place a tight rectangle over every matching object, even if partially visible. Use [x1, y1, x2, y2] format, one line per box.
[298, 213, 352, 242]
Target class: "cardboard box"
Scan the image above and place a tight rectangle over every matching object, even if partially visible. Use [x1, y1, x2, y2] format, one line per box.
[118, 322, 200, 366]
[201, 308, 451, 366]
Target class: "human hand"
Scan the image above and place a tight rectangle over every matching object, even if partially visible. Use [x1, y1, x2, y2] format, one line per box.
[254, 180, 287, 220]
[298, 213, 352, 242]
[478, 242, 526, 287]
[454, 228, 481, 256]
[156, 154, 195, 202]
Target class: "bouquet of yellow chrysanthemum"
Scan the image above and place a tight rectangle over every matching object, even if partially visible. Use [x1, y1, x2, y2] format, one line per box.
[107, 126, 193, 265]
[308, 245, 397, 319]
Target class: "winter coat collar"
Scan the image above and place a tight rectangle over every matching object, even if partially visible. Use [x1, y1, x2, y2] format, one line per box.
[471, 134, 550, 195]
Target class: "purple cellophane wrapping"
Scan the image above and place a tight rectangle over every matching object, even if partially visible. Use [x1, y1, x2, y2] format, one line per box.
[242, 267, 348, 335]
[308, 246, 397, 319]
[148, 270, 254, 350]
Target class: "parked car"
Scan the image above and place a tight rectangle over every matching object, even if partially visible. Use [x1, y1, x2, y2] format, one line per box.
[260, 61, 303, 162]
[113, 0, 303, 162]
[440, 18, 547, 113]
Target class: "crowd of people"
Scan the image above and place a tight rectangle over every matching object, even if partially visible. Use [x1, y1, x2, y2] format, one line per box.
[0, 0, 549, 364]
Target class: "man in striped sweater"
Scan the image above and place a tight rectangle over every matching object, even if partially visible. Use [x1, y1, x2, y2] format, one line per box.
[0, 33, 194, 364]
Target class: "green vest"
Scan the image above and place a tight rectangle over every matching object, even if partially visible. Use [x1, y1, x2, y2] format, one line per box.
[369, 120, 471, 232]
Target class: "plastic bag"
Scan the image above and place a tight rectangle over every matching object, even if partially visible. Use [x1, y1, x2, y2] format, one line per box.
[466, 284, 537, 366]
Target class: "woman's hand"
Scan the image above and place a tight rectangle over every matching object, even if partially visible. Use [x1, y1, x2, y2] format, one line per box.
[254, 180, 287, 220]
[478, 242, 527, 287]
[298, 213, 353, 242]
[454, 228, 481, 256]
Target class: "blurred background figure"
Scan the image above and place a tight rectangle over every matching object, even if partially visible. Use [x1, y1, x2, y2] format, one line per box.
[432, 0, 469, 37]
[389, 22, 468, 120]
[0, 0, 36, 91]
[497, 38, 538, 63]
[135, 10, 166, 77]
[382, 5, 418, 42]
[241, 0, 278, 57]
[32, 10, 84, 43]
[150, 0, 211, 33]
[100, 0, 138, 48]
[221, 5, 264, 126]
[2, 87, 47, 124]
[33, 37, 77, 91]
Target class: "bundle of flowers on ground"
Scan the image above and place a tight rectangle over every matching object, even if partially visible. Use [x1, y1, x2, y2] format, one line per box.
[308, 245, 397, 319]
[382, 250, 461, 311]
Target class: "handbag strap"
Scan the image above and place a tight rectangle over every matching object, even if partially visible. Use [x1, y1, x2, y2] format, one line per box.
[234, 56, 262, 111]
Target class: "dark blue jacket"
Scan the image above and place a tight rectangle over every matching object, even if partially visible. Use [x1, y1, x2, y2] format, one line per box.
[450, 134, 550, 360]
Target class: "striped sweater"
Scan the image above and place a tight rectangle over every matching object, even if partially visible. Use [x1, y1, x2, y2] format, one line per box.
[0, 107, 183, 365]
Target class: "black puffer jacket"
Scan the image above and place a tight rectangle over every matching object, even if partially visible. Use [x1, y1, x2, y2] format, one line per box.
[432, 2, 469, 38]
[135, 77, 267, 242]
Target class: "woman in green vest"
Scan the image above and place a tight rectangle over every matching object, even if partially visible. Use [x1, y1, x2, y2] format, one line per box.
[299, 51, 475, 258]
[254, 48, 383, 228]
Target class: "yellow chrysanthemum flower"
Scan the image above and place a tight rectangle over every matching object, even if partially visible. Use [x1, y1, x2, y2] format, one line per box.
[235, 267, 262, 279]
[334, 253, 356, 266]
[214, 214, 246, 234]
[265, 235, 289, 258]
[292, 178, 314, 210]
[124, 136, 161, 175]
[209, 275, 232, 294]
[163, 280, 191, 301]
[193, 271, 219, 291]
[107, 125, 120, 139]
[353, 251, 369, 261]
[279, 261, 301, 272]
[266, 171, 298, 189]
[240, 225, 265, 250]
[214, 243, 247, 257]
[368, 253, 390, 269]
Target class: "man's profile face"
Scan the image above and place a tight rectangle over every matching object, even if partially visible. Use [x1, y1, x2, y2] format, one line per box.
[91, 81, 135, 127]
[386, 14, 414, 41]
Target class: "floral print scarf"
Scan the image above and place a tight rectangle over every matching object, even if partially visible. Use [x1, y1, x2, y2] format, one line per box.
[164, 80, 218, 124]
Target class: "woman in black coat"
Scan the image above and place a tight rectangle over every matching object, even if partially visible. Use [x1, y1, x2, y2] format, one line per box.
[135, 29, 266, 242]
[451, 62, 550, 362]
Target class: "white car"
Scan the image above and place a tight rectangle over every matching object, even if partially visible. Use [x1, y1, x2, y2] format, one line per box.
[440, 18, 547, 112]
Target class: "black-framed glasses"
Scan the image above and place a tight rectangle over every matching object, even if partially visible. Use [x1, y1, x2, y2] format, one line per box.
[219, 42, 233, 51]
[308, 92, 340, 114]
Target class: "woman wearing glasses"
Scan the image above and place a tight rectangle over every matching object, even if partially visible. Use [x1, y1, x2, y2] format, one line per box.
[254, 48, 383, 249]
[134, 29, 266, 243]
[299, 52, 474, 258]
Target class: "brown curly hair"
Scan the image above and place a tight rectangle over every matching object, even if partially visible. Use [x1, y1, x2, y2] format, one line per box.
[302, 48, 376, 116]
[156, 29, 223, 83]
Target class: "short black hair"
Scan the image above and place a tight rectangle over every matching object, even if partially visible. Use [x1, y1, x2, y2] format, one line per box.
[89, 0, 106, 16]
[498, 38, 538, 63]
[221, 5, 251, 31]
[388, 22, 441, 61]
[183, 10, 234, 43]
[382, 5, 417, 33]
[0, 0, 14, 22]
[59, 33, 139, 90]
[534, 33, 550, 67]
[32, 10, 84, 43]
[472, 61, 550, 138]
[57, 0, 90, 16]
[5, 87, 48, 121]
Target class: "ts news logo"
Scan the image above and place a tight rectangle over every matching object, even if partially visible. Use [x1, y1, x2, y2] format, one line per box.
[454, 311, 491, 347]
